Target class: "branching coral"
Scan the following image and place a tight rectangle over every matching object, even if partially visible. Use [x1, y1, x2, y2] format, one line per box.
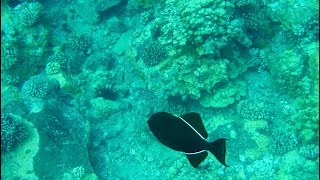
[21, 74, 53, 99]
[67, 32, 92, 53]
[136, 38, 167, 66]
[271, 130, 298, 155]
[299, 144, 319, 160]
[1, 113, 29, 152]
[14, 1, 43, 27]
[1, 45, 18, 70]
[237, 99, 270, 119]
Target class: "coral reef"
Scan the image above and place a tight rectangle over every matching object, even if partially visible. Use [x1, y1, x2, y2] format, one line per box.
[70, 166, 86, 179]
[153, 0, 246, 57]
[247, 48, 266, 68]
[29, 103, 93, 179]
[45, 61, 61, 75]
[67, 32, 92, 53]
[200, 80, 246, 108]
[1, 114, 29, 152]
[264, 0, 318, 35]
[47, 50, 70, 71]
[271, 130, 298, 155]
[0, 0, 318, 179]
[237, 99, 269, 119]
[14, 1, 43, 27]
[1, 45, 18, 70]
[269, 50, 309, 97]
[246, 153, 278, 179]
[299, 144, 319, 160]
[21, 74, 53, 99]
[20, 74, 58, 113]
[136, 38, 167, 66]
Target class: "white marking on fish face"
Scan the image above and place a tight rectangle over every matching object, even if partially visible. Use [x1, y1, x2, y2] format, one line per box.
[185, 150, 207, 155]
[178, 116, 205, 140]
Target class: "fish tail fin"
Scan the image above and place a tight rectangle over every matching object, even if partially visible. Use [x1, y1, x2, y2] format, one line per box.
[185, 151, 208, 168]
[208, 138, 229, 167]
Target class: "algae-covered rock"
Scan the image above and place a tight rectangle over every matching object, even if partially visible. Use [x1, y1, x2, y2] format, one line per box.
[113, 31, 134, 55]
[29, 102, 96, 179]
[1, 116, 39, 179]
[200, 80, 246, 108]
[307, 41, 319, 93]
[90, 97, 122, 119]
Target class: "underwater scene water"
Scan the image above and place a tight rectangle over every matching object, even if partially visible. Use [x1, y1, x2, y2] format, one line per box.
[1, 0, 319, 179]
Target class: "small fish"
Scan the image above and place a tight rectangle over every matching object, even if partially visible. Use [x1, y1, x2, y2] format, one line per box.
[147, 112, 229, 168]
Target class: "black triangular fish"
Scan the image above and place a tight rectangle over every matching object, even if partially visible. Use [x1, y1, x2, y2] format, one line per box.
[147, 112, 229, 168]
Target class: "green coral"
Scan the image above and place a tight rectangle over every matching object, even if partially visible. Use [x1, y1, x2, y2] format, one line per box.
[2, 73, 20, 85]
[70, 166, 86, 179]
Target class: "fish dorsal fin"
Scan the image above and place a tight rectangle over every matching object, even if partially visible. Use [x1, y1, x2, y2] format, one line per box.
[186, 151, 208, 168]
[180, 113, 208, 139]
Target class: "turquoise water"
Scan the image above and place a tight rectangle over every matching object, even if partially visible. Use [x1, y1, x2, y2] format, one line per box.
[1, 0, 319, 179]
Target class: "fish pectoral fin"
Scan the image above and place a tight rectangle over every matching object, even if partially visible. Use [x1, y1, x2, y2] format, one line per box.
[185, 151, 208, 168]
